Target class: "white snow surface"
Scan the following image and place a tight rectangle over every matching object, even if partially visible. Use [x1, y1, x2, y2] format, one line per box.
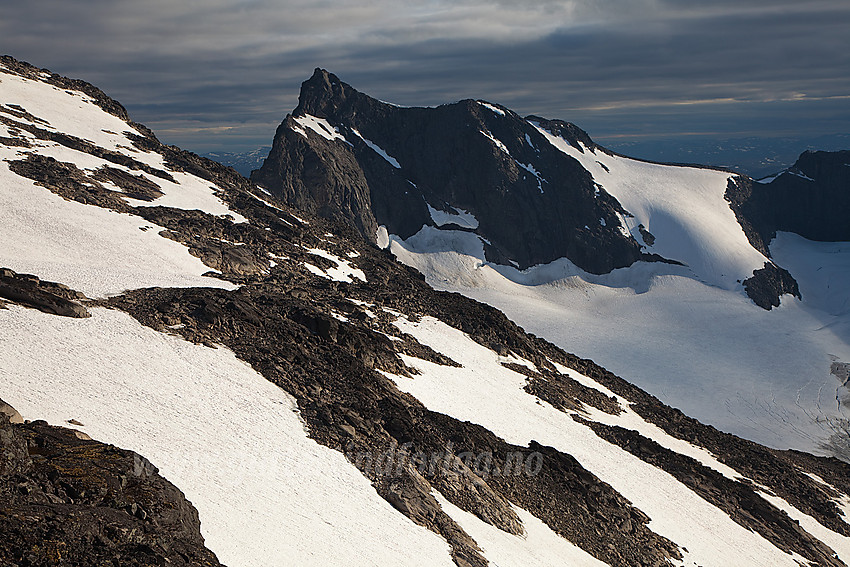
[480, 129, 510, 155]
[0, 71, 136, 151]
[387, 226, 850, 457]
[531, 123, 767, 289]
[386, 314, 816, 567]
[771, 232, 850, 318]
[292, 114, 350, 145]
[352, 128, 401, 168]
[0, 161, 236, 297]
[0, 70, 247, 223]
[432, 491, 610, 567]
[427, 204, 479, 229]
[376, 225, 391, 249]
[304, 247, 367, 283]
[516, 161, 545, 193]
[478, 101, 505, 116]
[754, 486, 850, 560]
[0, 306, 455, 567]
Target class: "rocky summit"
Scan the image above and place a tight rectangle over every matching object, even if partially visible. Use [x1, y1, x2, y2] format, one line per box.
[2, 55, 850, 567]
[252, 68, 650, 275]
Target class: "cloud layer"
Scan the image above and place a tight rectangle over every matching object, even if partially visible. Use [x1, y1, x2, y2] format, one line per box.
[2, 1, 847, 152]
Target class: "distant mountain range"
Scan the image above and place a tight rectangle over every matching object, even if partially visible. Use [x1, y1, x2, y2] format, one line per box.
[201, 146, 270, 177]
[605, 134, 850, 179]
[3, 56, 850, 567]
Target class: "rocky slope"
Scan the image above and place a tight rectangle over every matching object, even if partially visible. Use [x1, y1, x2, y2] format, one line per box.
[0, 400, 222, 567]
[729, 150, 850, 246]
[3, 55, 850, 566]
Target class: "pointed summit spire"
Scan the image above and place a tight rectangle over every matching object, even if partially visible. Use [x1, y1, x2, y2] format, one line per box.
[294, 68, 353, 119]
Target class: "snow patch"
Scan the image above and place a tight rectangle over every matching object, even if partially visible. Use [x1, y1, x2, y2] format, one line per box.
[480, 129, 510, 155]
[292, 114, 351, 145]
[376, 225, 390, 249]
[385, 315, 812, 567]
[305, 247, 366, 283]
[351, 128, 401, 168]
[516, 161, 545, 193]
[478, 101, 505, 116]
[432, 491, 610, 567]
[427, 204, 479, 229]
[0, 161, 236, 297]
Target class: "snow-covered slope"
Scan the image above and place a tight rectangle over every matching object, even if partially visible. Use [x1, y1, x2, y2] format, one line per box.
[0, 62, 243, 297]
[4, 57, 850, 567]
[388, 215, 850, 460]
[0, 306, 455, 567]
[530, 125, 766, 289]
[368, 118, 850, 461]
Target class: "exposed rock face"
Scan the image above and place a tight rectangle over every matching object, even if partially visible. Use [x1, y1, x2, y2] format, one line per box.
[252, 69, 647, 273]
[742, 262, 802, 310]
[728, 150, 850, 244]
[0, 406, 222, 567]
[0, 268, 90, 318]
[725, 151, 849, 307]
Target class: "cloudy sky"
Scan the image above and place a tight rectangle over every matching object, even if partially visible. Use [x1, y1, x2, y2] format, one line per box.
[2, 1, 848, 154]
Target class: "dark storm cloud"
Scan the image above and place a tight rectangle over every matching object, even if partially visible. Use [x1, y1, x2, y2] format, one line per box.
[2, 1, 847, 152]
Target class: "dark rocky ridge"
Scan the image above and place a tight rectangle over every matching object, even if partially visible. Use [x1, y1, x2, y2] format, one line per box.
[724, 151, 850, 308]
[0, 402, 222, 567]
[4, 55, 850, 566]
[252, 69, 827, 311]
[252, 69, 650, 274]
[740, 151, 850, 244]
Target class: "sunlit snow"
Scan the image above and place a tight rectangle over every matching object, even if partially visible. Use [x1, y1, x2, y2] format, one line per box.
[427, 204, 479, 230]
[385, 314, 811, 567]
[0, 306, 455, 567]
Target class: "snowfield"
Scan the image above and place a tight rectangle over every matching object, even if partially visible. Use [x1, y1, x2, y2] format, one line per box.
[0, 68, 252, 297]
[388, 225, 850, 457]
[386, 314, 823, 567]
[383, 123, 850, 459]
[0, 159, 237, 297]
[0, 70, 247, 223]
[0, 306, 456, 567]
[530, 123, 767, 289]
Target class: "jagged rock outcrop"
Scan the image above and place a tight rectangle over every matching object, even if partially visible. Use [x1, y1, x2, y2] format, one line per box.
[742, 262, 802, 310]
[0, 402, 222, 566]
[0, 268, 90, 318]
[252, 68, 647, 273]
[724, 151, 849, 307]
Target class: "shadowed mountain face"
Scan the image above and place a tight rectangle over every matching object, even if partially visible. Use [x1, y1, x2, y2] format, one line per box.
[252, 68, 649, 274]
[744, 150, 850, 244]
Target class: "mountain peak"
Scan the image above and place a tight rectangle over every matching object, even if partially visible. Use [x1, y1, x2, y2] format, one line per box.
[295, 68, 371, 120]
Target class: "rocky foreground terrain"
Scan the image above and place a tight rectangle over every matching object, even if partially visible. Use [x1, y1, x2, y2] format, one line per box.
[2, 55, 850, 566]
[0, 401, 222, 566]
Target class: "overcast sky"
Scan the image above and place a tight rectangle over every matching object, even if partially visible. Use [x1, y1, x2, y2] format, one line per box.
[2, 1, 848, 153]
